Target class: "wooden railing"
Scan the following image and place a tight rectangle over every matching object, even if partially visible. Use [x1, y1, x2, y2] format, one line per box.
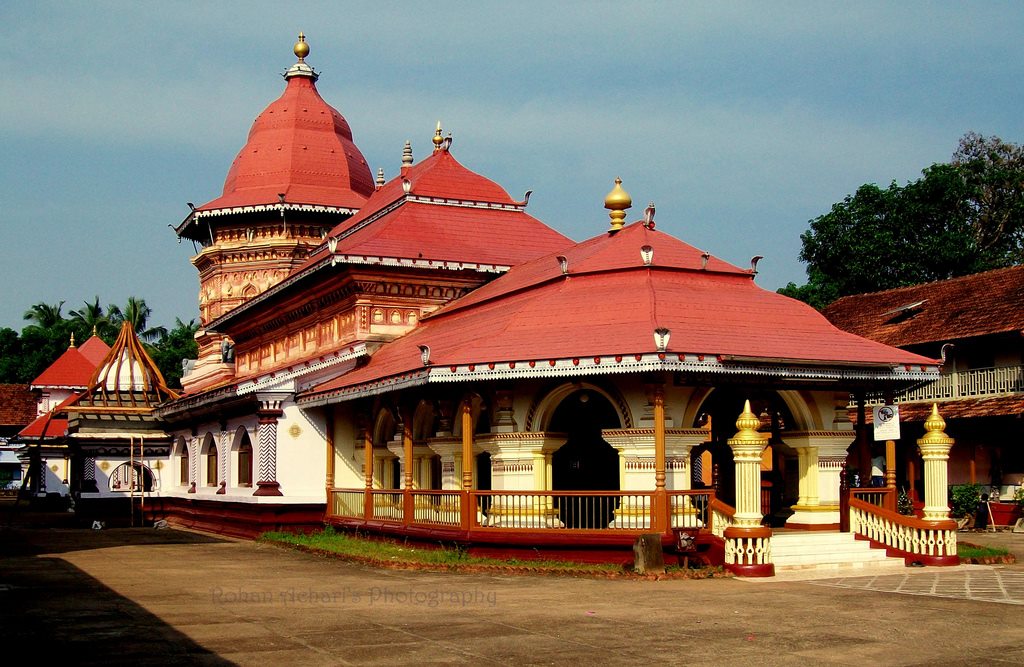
[328, 488, 719, 533]
[848, 496, 958, 566]
[855, 364, 1024, 406]
[850, 487, 896, 512]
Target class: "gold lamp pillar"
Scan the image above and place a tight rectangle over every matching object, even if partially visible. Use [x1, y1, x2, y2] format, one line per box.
[917, 404, 955, 521]
[723, 400, 774, 576]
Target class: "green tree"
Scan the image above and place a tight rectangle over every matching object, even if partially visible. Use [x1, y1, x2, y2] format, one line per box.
[69, 296, 117, 342]
[781, 133, 1024, 309]
[22, 301, 65, 329]
[109, 296, 168, 343]
[151, 318, 199, 389]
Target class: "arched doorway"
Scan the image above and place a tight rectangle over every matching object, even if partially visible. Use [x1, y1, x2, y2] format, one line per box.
[551, 389, 621, 527]
[690, 388, 796, 520]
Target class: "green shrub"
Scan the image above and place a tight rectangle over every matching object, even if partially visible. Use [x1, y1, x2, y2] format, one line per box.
[950, 483, 982, 518]
[1014, 486, 1024, 506]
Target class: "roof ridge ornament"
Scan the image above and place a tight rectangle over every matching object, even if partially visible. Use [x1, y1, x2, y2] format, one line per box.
[375, 168, 385, 190]
[433, 122, 445, 152]
[69, 332, 76, 348]
[643, 202, 656, 229]
[604, 177, 632, 233]
[284, 32, 318, 81]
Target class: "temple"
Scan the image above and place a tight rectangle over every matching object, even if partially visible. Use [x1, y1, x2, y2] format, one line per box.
[19, 36, 967, 575]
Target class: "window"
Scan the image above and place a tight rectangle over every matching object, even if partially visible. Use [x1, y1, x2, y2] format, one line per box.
[180, 448, 189, 485]
[237, 435, 253, 487]
[206, 443, 218, 486]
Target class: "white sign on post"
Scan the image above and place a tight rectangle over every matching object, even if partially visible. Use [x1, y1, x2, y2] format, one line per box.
[873, 405, 901, 441]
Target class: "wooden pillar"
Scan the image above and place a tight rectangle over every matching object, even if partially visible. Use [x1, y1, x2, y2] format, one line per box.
[460, 400, 474, 529]
[885, 439, 897, 488]
[969, 444, 977, 484]
[403, 411, 414, 525]
[653, 384, 667, 533]
[363, 422, 373, 520]
[908, 455, 917, 502]
[325, 410, 335, 506]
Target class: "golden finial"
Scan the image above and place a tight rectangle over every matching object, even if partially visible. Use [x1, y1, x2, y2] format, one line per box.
[604, 177, 632, 232]
[919, 403, 954, 447]
[294, 32, 310, 62]
[92, 325, 97, 337]
[433, 121, 444, 151]
[732, 400, 762, 440]
[69, 332, 76, 348]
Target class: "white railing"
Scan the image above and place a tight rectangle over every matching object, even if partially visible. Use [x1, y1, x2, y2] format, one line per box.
[855, 365, 1024, 406]
[848, 498, 958, 564]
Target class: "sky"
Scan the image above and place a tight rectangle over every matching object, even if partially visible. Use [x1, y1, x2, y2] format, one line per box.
[1, 2, 1023, 332]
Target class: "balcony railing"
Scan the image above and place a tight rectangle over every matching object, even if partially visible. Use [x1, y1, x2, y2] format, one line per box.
[856, 364, 1024, 406]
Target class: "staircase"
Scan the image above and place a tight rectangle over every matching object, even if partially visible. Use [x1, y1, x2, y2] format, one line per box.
[771, 531, 906, 572]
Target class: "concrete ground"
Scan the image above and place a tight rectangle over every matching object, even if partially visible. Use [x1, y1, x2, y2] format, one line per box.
[2, 522, 1024, 666]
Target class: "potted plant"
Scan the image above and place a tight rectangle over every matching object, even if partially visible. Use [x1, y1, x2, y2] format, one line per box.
[987, 486, 1024, 526]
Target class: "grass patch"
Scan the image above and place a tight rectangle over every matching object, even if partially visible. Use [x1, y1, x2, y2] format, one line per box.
[957, 543, 1011, 559]
[260, 528, 724, 577]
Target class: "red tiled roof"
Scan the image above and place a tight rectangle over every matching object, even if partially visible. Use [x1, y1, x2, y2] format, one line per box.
[0, 384, 36, 427]
[30, 346, 98, 388]
[196, 75, 373, 213]
[852, 396, 1024, 423]
[18, 413, 68, 439]
[78, 335, 110, 365]
[307, 222, 936, 396]
[298, 149, 571, 271]
[823, 265, 1024, 347]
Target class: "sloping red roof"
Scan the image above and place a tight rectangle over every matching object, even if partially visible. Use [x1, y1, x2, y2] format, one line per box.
[306, 222, 936, 397]
[0, 384, 36, 427]
[298, 148, 571, 271]
[823, 265, 1024, 347]
[196, 73, 373, 213]
[30, 346, 98, 388]
[78, 335, 111, 365]
[18, 413, 68, 439]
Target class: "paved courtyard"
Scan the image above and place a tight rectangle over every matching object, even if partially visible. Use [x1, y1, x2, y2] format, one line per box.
[2, 523, 1024, 666]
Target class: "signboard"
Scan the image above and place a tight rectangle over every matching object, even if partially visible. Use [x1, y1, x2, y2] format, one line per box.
[873, 405, 901, 441]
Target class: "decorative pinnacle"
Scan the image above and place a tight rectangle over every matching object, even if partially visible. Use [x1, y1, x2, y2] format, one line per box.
[918, 403, 954, 447]
[375, 168, 385, 188]
[69, 332, 76, 348]
[294, 32, 309, 62]
[433, 121, 445, 151]
[402, 140, 413, 167]
[604, 177, 632, 232]
[730, 400, 765, 444]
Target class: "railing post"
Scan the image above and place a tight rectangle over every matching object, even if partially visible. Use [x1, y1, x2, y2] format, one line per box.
[839, 462, 850, 532]
[918, 404, 954, 522]
[723, 400, 773, 577]
[460, 400, 474, 531]
[653, 384, 668, 535]
[363, 425, 373, 521]
[403, 413, 414, 526]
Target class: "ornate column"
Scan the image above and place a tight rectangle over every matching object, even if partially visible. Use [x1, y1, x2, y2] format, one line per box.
[188, 433, 198, 493]
[362, 421, 373, 519]
[37, 457, 47, 496]
[402, 412, 414, 525]
[253, 393, 287, 496]
[785, 432, 851, 530]
[918, 404, 954, 521]
[81, 457, 98, 493]
[653, 385, 668, 533]
[477, 432, 566, 528]
[217, 423, 228, 494]
[723, 400, 773, 577]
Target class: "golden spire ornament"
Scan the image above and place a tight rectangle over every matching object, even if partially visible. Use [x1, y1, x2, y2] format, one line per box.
[433, 121, 445, 151]
[294, 32, 309, 62]
[604, 177, 632, 232]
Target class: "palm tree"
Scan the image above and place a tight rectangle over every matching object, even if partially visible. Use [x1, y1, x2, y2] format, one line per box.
[23, 301, 65, 329]
[109, 296, 167, 343]
[69, 296, 114, 340]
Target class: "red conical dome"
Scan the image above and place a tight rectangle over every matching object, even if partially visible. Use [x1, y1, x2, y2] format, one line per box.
[197, 56, 374, 213]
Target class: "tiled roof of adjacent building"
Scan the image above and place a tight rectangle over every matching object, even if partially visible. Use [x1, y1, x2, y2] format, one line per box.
[0, 384, 36, 427]
[823, 265, 1024, 347]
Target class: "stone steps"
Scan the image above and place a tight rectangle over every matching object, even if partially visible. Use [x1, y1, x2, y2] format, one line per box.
[771, 531, 906, 572]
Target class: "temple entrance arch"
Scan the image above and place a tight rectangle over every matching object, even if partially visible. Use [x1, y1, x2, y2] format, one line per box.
[690, 387, 797, 515]
[550, 389, 620, 527]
